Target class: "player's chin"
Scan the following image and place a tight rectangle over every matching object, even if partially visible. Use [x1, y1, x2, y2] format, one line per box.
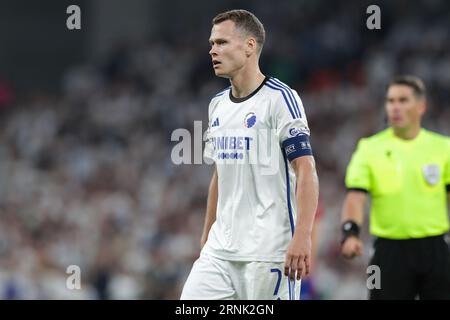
[389, 120, 406, 129]
[213, 70, 227, 77]
[213, 68, 229, 78]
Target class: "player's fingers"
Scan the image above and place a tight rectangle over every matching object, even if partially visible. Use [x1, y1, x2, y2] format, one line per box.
[304, 255, 310, 277]
[341, 248, 349, 258]
[356, 243, 363, 256]
[297, 257, 305, 280]
[284, 255, 292, 277]
[343, 244, 356, 259]
[348, 242, 356, 253]
[350, 245, 358, 258]
[290, 257, 298, 280]
[353, 241, 360, 254]
[341, 245, 352, 258]
[341, 241, 352, 257]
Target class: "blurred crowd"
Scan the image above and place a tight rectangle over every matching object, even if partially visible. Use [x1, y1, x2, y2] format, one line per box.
[0, 1, 449, 299]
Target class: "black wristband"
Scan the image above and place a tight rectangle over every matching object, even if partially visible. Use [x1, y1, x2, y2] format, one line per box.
[341, 220, 360, 245]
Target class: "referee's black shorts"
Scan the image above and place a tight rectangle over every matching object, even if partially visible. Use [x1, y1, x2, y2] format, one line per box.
[368, 234, 450, 300]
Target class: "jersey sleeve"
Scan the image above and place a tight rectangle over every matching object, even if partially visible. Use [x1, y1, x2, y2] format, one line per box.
[273, 89, 312, 162]
[345, 139, 371, 192]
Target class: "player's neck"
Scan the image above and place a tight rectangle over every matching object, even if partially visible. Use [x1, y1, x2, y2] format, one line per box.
[229, 66, 265, 98]
[392, 124, 421, 140]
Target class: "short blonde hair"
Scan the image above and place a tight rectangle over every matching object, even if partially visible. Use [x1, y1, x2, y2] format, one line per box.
[388, 75, 426, 99]
[212, 9, 265, 53]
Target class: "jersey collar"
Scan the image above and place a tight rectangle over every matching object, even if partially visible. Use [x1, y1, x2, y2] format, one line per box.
[229, 76, 269, 103]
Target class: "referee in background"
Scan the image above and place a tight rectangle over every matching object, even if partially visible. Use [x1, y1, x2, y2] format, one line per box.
[340, 75, 450, 299]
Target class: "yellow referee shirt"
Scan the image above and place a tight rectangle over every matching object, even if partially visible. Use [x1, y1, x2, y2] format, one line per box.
[345, 128, 450, 239]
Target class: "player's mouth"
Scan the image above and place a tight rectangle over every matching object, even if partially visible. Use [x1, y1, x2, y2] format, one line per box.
[391, 115, 402, 122]
[212, 60, 221, 68]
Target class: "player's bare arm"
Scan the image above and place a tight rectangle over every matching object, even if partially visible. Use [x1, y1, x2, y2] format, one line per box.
[340, 191, 367, 259]
[284, 155, 319, 280]
[200, 166, 218, 249]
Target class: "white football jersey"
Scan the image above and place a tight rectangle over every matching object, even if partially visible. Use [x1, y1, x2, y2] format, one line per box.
[202, 76, 313, 262]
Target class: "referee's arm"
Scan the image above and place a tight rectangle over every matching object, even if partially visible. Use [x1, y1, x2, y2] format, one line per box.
[340, 139, 371, 259]
[340, 190, 367, 259]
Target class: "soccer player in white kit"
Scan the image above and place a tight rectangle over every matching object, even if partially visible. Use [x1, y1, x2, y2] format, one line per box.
[181, 9, 319, 300]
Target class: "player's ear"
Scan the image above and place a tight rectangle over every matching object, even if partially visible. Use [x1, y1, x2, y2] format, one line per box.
[418, 98, 427, 116]
[246, 37, 257, 57]
[421, 100, 427, 115]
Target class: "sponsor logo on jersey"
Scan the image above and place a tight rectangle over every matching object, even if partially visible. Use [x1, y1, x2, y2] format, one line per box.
[289, 127, 309, 137]
[211, 136, 254, 162]
[289, 128, 300, 136]
[211, 136, 253, 151]
[244, 112, 256, 128]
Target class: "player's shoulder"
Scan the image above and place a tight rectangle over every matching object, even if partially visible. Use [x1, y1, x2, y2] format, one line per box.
[264, 77, 300, 98]
[421, 128, 450, 146]
[208, 86, 231, 113]
[356, 128, 391, 150]
[210, 86, 231, 102]
[264, 76, 304, 119]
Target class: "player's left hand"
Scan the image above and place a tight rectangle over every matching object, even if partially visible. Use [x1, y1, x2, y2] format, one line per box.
[284, 232, 311, 281]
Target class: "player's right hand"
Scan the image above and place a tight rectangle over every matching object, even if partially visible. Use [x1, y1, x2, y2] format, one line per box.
[341, 236, 363, 259]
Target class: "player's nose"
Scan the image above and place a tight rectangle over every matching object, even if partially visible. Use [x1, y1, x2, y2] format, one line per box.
[392, 102, 403, 111]
[209, 45, 217, 56]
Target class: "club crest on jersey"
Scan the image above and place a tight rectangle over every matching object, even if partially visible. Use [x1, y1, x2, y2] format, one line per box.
[244, 112, 256, 128]
[422, 164, 440, 186]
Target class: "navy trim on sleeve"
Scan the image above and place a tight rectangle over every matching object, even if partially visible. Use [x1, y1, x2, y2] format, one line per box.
[281, 135, 313, 161]
[346, 188, 369, 194]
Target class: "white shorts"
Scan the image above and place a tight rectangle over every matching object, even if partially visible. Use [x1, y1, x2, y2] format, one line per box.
[180, 252, 301, 300]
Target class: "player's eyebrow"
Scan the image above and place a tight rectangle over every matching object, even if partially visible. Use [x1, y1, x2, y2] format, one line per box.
[386, 96, 409, 102]
[209, 38, 227, 45]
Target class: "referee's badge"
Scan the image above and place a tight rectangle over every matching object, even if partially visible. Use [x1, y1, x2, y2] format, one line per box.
[422, 164, 440, 186]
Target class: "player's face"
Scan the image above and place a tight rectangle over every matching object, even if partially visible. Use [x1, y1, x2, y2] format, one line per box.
[385, 85, 425, 129]
[209, 20, 248, 78]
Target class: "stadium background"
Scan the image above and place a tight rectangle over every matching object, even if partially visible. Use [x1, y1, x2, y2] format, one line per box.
[0, 0, 449, 299]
